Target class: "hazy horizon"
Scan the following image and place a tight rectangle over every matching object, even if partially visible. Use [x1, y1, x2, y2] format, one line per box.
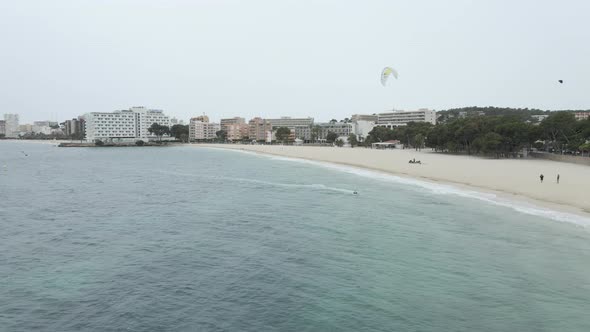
[1, 0, 589, 124]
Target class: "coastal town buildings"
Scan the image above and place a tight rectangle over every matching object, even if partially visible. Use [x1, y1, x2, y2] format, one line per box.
[248, 117, 272, 142]
[130, 107, 170, 138]
[189, 117, 220, 140]
[221, 117, 249, 141]
[33, 121, 54, 135]
[351, 114, 378, 122]
[18, 124, 33, 133]
[352, 120, 376, 142]
[192, 115, 209, 123]
[220, 117, 246, 129]
[376, 109, 436, 128]
[317, 122, 353, 140]
[84, 107, 170, 142]
[3, 114, 19, 138]
[64, 117, 86, 138]
[225, 123, 250, 141]
[267, 117, 314, 141]
[574, 112, 590, 121]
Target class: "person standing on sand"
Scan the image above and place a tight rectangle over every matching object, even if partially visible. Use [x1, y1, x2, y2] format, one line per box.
[540, 174, 544, 183]
[557, 174, 560, 184]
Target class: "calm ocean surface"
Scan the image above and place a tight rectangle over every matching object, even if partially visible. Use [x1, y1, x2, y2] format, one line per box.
[1, 142, 590, 331]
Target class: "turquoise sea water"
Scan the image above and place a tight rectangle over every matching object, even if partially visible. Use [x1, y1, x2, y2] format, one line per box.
[1, 142, 590, 331]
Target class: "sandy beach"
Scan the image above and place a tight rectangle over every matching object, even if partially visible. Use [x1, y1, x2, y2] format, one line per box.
[197, 144, 590, 215]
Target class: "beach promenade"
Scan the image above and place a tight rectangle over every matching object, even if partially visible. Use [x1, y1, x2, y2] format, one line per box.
[198, 144, 590, 215]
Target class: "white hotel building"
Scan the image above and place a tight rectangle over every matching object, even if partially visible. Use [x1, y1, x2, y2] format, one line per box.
[376, 108, 436, 128]
[189, 117, 220, 140]
[3, 113, 19, 138]
[84, 107, 170, 142]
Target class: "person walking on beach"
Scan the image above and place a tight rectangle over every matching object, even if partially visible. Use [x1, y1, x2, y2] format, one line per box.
[557, 174, 560, 184]
[540, 174, 544, 183]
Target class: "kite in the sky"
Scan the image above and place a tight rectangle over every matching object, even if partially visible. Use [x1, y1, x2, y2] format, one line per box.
[381, 67, 398, 86]
[558, 80, 563, 84]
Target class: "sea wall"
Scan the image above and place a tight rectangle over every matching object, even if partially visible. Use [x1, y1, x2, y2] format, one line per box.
[530, 152, 590, 166]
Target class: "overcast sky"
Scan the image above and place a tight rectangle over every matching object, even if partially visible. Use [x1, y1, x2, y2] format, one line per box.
[1, 0, 589, 124]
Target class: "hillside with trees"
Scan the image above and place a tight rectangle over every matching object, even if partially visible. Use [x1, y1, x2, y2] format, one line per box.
[436, 106, 549, 123]
[365, 111, 590, 158]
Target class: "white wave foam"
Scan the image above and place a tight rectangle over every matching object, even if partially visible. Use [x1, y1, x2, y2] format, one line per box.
[264, 154, 590, 227]
[226, 177, 355, 194]
[188, 147, 590, 226]
[156, 169, 354, 194]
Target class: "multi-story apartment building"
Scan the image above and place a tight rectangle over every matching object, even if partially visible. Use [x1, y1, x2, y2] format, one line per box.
[189, 118, 220, 140]
[317, 122, 353, 140]
[248, 117, 272, 142]
[32, 121, 53, 135]
[0, 120, 5, 136]
[220, 117, 248, 140]
[3, 114, 19, 138]
[192, 115, 209, 123]
[84, 107, 170, 142]
[225, 123, 250, 141]
[33, 121, 58, 127]
[131, 107, 170, 137]
[267, 117, 314, 141]
[220, 117, 246, 129]
[574, 111, 590, 121]
[376, 108, 436, 128]
[18, 124, 33, 133]
[351, 114, 378, 122]
[84, 110, 140, 141]
[353, 120, 376, 142]
[64, 117, 86, 138]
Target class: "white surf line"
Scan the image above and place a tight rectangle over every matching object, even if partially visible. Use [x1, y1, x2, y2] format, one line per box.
[201, 146, 590, 227]
[225, 177, 354, 194]
[156, 169, 354, 194]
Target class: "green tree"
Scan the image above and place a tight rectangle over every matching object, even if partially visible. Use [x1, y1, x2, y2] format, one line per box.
[533, 141, 545, 150]
[95, 139, 104, 146]
[472, 132, 503, 156]
[368, 126, 393, 143]
[426, 125, 450, 152]
[414, 133, 424, 151]
[216, 130, 227, 141]
[335, 138, 344, 147]
[541, 112, 577, 150]
[148, 123, 170, 141]
[326, 131, 338, 143]
[135, 140, 145, 146]
[170, 124, 189, 142]
[348, 134, 358, 147]
[180, 133, 189, 143]
[275, 127, 291, 143]
[311, 125, 321, 143]
[579, 142, 590, 157]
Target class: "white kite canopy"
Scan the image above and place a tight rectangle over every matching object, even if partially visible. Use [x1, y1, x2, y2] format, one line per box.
[381, 67, 398, 86]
